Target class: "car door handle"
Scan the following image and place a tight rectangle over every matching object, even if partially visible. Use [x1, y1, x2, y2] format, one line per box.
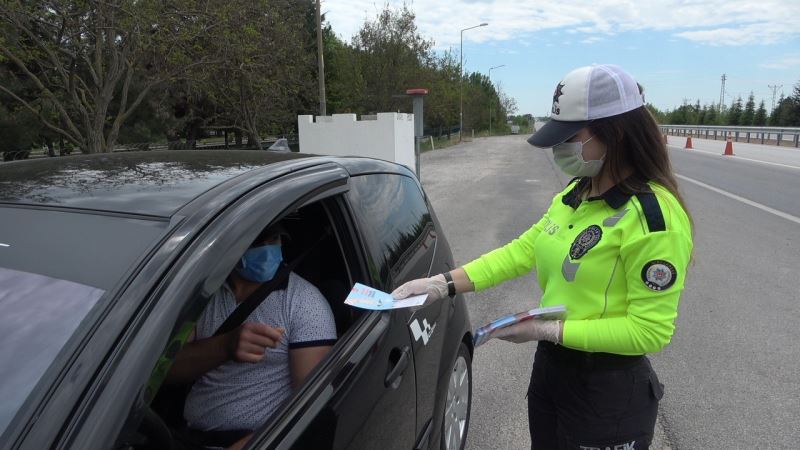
[384, 346, 411, 389]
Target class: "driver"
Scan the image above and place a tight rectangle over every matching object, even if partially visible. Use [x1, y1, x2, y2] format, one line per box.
[166, 222, 337, 448]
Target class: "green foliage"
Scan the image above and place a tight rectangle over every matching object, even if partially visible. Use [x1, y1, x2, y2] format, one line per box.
[753, 100, 767, 126]
[769, 84, 800, 126]
[0, 0, 218, 153]
[323, 4, 512, 136]
[741, 92, 756, 126]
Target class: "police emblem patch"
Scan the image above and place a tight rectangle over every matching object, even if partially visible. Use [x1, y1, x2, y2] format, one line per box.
[551, 82, 564, 115]
[641, 260, 677, 291]
[569, 225, 602, 260]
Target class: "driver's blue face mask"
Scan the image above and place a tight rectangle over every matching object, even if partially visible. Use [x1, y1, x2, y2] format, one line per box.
[236, 244, 283, 283]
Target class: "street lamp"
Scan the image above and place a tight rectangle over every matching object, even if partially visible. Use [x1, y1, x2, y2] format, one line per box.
[488, 64, 505, 135]
[460, 22, 488, 142]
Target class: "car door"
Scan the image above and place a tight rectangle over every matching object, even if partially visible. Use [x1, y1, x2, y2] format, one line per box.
[343, 173, 449, 448]
[248, 193, 417, 450]
[35, 163, 354, 450]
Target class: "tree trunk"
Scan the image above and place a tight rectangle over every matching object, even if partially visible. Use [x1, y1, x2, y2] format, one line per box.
[87, 131, 103, 154]
[45, 137, 55, 157]
[246, 130, 262, 149]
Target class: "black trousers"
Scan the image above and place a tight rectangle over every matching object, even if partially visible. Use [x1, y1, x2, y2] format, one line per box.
[527, 342, 664, 450]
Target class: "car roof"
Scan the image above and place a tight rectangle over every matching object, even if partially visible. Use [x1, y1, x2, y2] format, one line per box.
[0, 150, 414, 217]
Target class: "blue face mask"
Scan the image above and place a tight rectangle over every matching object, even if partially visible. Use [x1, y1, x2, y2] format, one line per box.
[236, 244, 283, 283]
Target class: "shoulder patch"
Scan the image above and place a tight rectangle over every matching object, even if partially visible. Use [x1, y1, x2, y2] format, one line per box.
[641, 260, 677, 291]
[634, 190, 666, 232]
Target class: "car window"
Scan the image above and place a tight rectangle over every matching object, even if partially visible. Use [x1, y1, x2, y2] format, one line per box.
[140, 199, 354, 449]
[0, 267, 105, 436]
[347, 174, 434, 287]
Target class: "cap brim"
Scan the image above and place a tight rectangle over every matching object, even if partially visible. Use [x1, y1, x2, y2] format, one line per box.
[527, 119, 590, 148]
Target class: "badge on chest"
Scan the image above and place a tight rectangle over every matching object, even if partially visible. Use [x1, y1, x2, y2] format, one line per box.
[569, 225, 603, 260]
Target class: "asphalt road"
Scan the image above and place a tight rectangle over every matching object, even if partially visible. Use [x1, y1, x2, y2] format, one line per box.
[419, 135, 800, 449]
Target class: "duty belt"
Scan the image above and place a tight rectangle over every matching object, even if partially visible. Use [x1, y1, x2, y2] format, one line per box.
[537, 341, 644, 369]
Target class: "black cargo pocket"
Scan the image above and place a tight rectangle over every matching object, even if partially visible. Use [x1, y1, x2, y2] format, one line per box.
[649, 371, 664, 400]
[583, 369, 635, 419]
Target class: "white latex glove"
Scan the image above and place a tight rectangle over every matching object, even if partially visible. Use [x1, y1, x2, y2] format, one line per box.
[493, 319, 562, 344]
[391, 274, 448, 302]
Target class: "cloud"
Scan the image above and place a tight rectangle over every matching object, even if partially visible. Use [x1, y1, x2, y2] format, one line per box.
[676, 23, 797, 46]
[581, 36, 604, 44]
[759, 55, 800, 69]
[325, 0, 800, 48]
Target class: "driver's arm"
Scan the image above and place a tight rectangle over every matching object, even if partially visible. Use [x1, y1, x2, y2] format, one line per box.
[289, 346, 333, 389]
[166, 322, 284, 384]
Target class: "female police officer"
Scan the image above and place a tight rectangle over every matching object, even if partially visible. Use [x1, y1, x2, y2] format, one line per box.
[392, 64, 693, 449]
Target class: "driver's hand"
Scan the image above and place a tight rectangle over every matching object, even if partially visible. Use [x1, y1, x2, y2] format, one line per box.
[226, 322, 284, 363]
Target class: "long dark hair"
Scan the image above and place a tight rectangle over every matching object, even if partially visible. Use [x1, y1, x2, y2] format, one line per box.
[585, 105, 692, 226]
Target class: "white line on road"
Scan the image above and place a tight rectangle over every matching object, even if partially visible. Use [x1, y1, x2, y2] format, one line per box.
[668, 146, 800, 170]
[676, 173, 800, 225]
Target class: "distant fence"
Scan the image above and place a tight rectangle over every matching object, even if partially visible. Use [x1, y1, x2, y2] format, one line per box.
[660, 125, 800, 147]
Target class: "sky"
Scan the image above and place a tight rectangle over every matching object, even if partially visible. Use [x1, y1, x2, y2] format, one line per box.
[323, 0, 800, 116]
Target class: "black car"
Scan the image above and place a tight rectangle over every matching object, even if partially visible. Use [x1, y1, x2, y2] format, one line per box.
[0, 151, 473, 450]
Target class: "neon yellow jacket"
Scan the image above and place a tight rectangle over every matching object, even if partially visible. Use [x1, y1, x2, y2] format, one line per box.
[463, 177, 693, 355]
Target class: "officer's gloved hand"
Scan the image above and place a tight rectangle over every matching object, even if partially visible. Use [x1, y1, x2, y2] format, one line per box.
[391, 274, 448, 302]
[493, 319, 562, 344]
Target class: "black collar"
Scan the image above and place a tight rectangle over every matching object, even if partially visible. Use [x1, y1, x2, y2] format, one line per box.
[562, 175, 648, 210]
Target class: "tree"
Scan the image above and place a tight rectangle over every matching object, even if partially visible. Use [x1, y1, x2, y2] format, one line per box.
[727, 96, 743, 125]
[768, 93, 796, 126]
[351, 5, 433, 114]
[741, 92, 755, 126]
[645, 103, 667, 123]
[323, 23, 366, 115]
[753, 100, 767, 126]
[0, 1, 215, 153]
[704, 103, 719, 125]
[423, 50, 459, 136]
[198, 0, 317, 148]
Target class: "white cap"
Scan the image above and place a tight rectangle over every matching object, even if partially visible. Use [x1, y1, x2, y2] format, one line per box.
[528, 64, 645, 148]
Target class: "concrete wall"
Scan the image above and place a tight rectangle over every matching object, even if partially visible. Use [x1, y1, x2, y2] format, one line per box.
[298, 113, 416, 173]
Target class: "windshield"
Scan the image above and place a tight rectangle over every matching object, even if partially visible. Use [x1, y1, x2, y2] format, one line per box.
[0, 206, 169, 436]
[0, 267, 104, 435]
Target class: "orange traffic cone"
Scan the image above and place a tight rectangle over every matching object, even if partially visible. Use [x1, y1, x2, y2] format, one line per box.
[684, 134, 693, 149]
[723, 137, 734, 156]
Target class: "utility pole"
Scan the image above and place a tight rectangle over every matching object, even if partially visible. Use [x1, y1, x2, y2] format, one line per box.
[459, 23, 488, 142]
[768, 84, 783, 113]
[719, 74, 727, 111]
[488, 64, 505, 135]
[316, 0, 326, 116]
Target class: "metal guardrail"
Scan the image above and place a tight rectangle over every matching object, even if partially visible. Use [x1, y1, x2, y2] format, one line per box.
[660, 125, 800, 147]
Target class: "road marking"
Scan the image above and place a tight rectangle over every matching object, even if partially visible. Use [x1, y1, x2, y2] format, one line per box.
[0, 243, 9, 248]
[728, 155, 800, 170]
[676, 173, 800, 225]
[668, 145, 800, 170]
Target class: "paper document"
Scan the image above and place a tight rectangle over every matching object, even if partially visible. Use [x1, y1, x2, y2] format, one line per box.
[473, 305, 567, 347]
[344, 283, 428, 310]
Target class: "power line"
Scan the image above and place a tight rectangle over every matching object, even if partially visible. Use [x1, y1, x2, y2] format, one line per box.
[768, 84, 783, 112]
